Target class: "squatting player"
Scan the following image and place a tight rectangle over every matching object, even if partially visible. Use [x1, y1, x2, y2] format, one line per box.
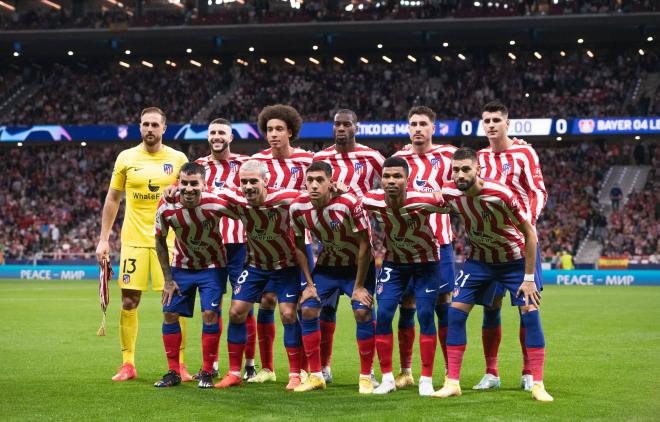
[473, 100, 547, 391]
[95, 107, 188, 381]
[392, 106, 456, 388]
[362, 157, 448, 396]
[214, 160, 306, 390]
[311, 109, 384, 384]
[250, 104, 314, 383]
[433, 147, 552, 402]
[290, 161, 377, 393]
[154, 162, 235, 388]
[193, 118, 257, 380]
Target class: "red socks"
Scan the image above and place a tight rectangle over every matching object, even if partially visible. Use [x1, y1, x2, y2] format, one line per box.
[419, 334, 437, 377]
[163, 332, 182, 373]
[375, 333, 394, 374]
[201, 332, 220, 373]
[245, 314, 256, 361]
[482, 326, 502, 377]
[447, 344, 466, 381]
[527, 347, 545, 382]
[257, 322, 275, 371]
[320, 320, 336, 368]
[398, 326, 415, 370]
[301, 330, 322, 373]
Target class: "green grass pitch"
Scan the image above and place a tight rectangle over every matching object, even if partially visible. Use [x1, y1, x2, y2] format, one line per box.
[1, 280, 659, 421]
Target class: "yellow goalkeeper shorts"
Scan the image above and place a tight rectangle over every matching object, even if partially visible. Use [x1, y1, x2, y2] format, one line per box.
[117, 245, 165, 292]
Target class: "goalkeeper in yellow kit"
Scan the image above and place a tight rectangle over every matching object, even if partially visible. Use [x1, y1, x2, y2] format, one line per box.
[95, 107, 189, 381]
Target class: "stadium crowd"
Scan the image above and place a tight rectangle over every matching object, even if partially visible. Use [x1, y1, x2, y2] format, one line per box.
[3, 48, 657, 126]
[1, 0, 654, 31]
[1, 140, 655, 264]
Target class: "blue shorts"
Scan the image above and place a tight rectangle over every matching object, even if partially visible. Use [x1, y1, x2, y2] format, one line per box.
[162, 267, 226, 317]
[232, 265, 300, 304]
[493, 245, 543, 298]
[402, 244, 455, 298]
[225, 243, 247, 292]
[453, 258, 541, 307]
[376, 261, 442, 303]
[302, 262, 377, 311]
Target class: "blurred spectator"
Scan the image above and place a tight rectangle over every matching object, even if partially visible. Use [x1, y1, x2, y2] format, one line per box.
[610, 185, 623, 211]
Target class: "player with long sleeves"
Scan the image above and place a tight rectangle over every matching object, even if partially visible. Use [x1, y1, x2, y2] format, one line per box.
[95, 107, 189, 382]
[433, 147, 552, 402]
[362, 157, 448, 396]
[154, 162, 237, 388]
[290, 161, 377, 393]
[214, 160, 306, 390]
[474, 101, 548, 391]
[311, 109, 384, 385]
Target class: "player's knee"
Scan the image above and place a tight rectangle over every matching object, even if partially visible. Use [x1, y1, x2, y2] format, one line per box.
[518, 304, 539, 314]
[353, 308, 371, 323]
[416, 301, 436, 334]
[121, 291, 141, 309]
[400, 294, 416, 308]
[163, 312, 179, 324]
[301, 306, 320, 321]
[280, 308, 297, 324]
[451, 301, 473, 314]
[202, 310, 218, 325]
[228, 306, 247, 323]
[260, 293, 277, 309]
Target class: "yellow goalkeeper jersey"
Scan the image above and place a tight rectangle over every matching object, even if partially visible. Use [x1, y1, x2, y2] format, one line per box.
[109, 144, 188, 248]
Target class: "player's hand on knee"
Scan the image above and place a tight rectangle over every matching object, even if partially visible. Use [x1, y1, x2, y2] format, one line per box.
[516, 281, 541, 307]
[162, 279, 181, 306]
[162, 184, 178, 203]
[351, 287, 373, 308]
[95, 239, 109, 264]
[301, 285, 320, 303]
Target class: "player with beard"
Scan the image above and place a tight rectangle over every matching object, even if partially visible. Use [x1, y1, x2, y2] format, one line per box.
[311, 109, 384, 385]
[96, 107, 188, 381]
[192, 118, 257, 381]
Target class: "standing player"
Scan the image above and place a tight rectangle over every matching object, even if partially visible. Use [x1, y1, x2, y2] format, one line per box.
[311, 109, 384, 384]
[214, 160, 305, 390]
[392, 106, 456, 389]
[362, 157, 447, 396]
[153, 162, 235, 388]
[194, 118, 257, 380]
[249, 104, 313, 383]
[95, 107, 188, 381]
[432, 147, 552, 402]
[290, 162, 377, 393]
[473, 100, 547, 391]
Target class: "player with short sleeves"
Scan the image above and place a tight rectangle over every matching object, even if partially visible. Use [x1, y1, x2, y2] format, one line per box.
[432, 147, 553, 402]
[311, 109, 384, 385]
[95, 107, 189, 382]
[474, 100, 548, 391]
[153, 162, 237, 389]
[290, 161, 377, 393]
[214, 160, 306, 391]
[362, 157, 448, 396]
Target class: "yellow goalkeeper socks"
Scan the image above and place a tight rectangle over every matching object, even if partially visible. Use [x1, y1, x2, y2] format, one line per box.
[120, 309, 138, 365]
[179, 316, 187, 364]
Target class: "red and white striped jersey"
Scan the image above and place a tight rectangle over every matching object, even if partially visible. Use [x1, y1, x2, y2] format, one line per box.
[478, 140, 547, 225]
[442, 180, 529, 263]
[195, 153, 250, 244]
[313, 144, 385, 197]
[219, 187, 299, 270]
[393, 144, 456, 245]
[251, 147, 313, 190]
[290, 193, 371, 267]
[155, 191, 236, 270]
[361, 190, 447, 264]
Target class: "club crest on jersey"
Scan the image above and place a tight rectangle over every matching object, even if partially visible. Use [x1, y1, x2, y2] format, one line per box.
[330, 220, 341, 231]
[234, 285, 241, 295]
[354, 162, 365, 174]
[480, 210, 492, 221]
[203, 220, 215, 230]
[267, 210, 278, 221]
[229, 161, 240, 172]
[123, 274, 131, 284]
[214, 177, 225, 188]
[502, 163, 512, 174]
[163, 163, 174, 175]
[376, 283, 384, 295]
[404, 218, 419, 229]
[290, 167, 301, 178]
[431, 157, 441, 169]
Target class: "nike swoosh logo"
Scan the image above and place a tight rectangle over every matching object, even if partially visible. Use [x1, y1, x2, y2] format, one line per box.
[211, 302, 219, 307]
[286, 293, 296, 298]
[439, 283, 448, 289]
[425, 288, 436, 293]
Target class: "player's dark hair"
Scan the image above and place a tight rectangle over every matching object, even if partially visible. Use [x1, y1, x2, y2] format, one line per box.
[452, 147, 478, 162]
[383, 156, 409, 176]
[257, 104, 303, 141]
[335, 109, 358, 123]
[141, 107, 166, 124]
[180, 162, 206, 180]
[408, 106, 436, 122]
[481, 100, 509, 116]
[306, 161, 332, 178]
[210, 118, 232, 126]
